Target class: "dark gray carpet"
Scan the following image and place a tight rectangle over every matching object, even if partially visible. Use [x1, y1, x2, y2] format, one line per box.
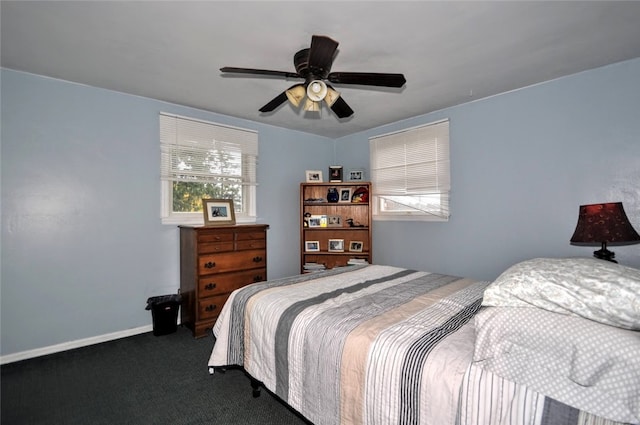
[1, 327, 309, 424]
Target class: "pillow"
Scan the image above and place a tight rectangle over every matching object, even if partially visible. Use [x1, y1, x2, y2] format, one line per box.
[482, 257, 640, 329]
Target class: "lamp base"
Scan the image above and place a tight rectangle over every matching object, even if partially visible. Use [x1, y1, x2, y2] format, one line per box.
[593, 243, 617, 263]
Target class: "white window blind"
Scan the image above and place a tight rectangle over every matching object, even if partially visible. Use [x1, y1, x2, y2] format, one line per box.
[159, 113, 258, 224]
[369, 119, 450, 221]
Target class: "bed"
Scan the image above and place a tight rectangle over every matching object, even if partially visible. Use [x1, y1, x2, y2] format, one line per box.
[208, 258, 640, 425]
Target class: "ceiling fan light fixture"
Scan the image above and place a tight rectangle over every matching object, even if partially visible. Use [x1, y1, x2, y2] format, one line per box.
[324, 87, 340, 107]
[306, 80, 328, 102]
[285, 85, 306, 107]
[303, 98, 321, 112]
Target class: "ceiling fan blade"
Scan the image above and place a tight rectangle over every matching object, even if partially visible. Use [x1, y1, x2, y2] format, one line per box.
[330, 96, 354, 118]
[259, 91, 289, 113]
[307, 35, 339, 77]
[221, 67, 300, 79]
[327, 72, 406, 88]
[259, 84, 303, 112]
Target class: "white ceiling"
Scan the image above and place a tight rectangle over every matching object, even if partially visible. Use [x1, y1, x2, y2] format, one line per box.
[2, 1, 640, 139]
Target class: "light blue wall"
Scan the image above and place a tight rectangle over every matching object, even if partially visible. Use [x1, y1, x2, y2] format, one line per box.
[335, 58, 640, 281]
[2, 58, 639, 358]
[0, 69, 332, 356]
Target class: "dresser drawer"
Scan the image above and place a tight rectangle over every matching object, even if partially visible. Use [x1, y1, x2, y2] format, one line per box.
[236, 231, 266, 241]
[198, 232, 234, 243]
[236, 231, 266, 250]
[198, 249, 266, 275]
[197, 293, 231, 320]
[198, 241, 235, 254]
[197, 232, 235, 254]
[236, 239, 266, 250]
[198, 268, 266, 296]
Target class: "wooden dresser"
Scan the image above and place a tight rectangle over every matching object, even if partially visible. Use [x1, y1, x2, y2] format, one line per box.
[179, 224, 269, 338]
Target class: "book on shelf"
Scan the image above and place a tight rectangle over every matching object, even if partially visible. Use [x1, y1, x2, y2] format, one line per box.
[347, 258, 369, 265]
[303, 262, 326, 273]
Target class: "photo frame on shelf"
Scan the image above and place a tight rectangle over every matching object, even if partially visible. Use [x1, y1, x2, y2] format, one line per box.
[328, 239, 345, 252]
[348, 169, 365, 181]
[305, 241, 320, 252]
[349, 241, 364, 252]
[338, 188, 352, 203]
[202, 198, 236, 226]
[305, 170, 323, 183]
[329, 165, 343, 182]
[308, 215, 327, 227]
[327, 215, 342, 227]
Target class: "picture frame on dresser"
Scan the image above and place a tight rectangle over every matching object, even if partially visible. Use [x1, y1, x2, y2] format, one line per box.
[202, 198, 236, 226]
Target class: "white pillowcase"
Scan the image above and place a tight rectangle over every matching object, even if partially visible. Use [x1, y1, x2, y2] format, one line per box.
[482, 257, 640, 330]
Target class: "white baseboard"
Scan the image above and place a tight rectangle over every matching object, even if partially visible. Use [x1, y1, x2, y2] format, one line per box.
[0, 325, 153, 365]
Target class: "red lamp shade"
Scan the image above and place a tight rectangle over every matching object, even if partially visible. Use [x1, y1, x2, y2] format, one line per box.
[570, 202, 640, 262]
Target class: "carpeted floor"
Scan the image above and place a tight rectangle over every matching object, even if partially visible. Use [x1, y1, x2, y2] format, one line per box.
[1, 327, 310, 424]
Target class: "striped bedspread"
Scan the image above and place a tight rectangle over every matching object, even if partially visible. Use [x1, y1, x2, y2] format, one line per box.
[209, 264, 488, 425]
[458, 365, 634, 425]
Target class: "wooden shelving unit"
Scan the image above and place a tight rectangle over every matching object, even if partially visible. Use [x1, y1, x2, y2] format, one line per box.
[300, 182, 372, 273]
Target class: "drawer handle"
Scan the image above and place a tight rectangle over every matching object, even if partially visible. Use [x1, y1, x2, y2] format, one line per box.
[252, 256, 263, 263]
[205, 304, 217, 312]
[204, 283, 217, 290]
[253, 275, 263, 282]
[204, 261, 216, 268]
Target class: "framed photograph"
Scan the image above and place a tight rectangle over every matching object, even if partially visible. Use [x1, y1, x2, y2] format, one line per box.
[306, 170, 323, 183]
[349, 169, 365, 181]
[308, 214, 327, 227]
[338, 188, 352, 203]
[305, 241, 320, 252]
[329, 165, 343, 182]
[202, 198, 236, 226]
[349, 241, 364, 252]
[328, 239, 344, 252]
[327, 215, 342, 227]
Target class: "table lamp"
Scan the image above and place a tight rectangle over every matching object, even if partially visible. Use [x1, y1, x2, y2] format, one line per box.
[570, 202, 640, 263]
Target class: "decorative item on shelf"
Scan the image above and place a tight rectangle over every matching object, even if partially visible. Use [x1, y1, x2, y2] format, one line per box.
[570, 202, 640, 263]
[303, 212, 312, 227]
[309, 215, 328, 227]
[202, 198, 236, 226]
[349, 241, 364, 252]
[351, 186, 369, 203]
[338, 188, 352, 203]
[346, 218, 365, 228]
[329, 166, 343, 182]
[327, 215, 342, 227]
[305, 241, 320, 252]
[305, 170, 323, 183]
[327, 187, 339, 203]
[349, 169, 365, 181]
[328, 239, 345, 252]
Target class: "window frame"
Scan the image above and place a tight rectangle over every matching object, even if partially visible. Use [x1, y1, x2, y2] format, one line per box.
[159, 113, 257, 225]
[369, 119, 450, 222]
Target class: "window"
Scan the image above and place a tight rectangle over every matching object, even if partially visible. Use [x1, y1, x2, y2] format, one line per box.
[369, 119, 450, 221]
[160, 113, 258, 225]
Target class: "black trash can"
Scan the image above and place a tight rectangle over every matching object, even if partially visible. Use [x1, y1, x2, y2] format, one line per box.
[145, 294, 182, 336]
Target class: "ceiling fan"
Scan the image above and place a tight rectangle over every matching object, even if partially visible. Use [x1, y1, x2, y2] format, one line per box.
[220, 35, 406, 118]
